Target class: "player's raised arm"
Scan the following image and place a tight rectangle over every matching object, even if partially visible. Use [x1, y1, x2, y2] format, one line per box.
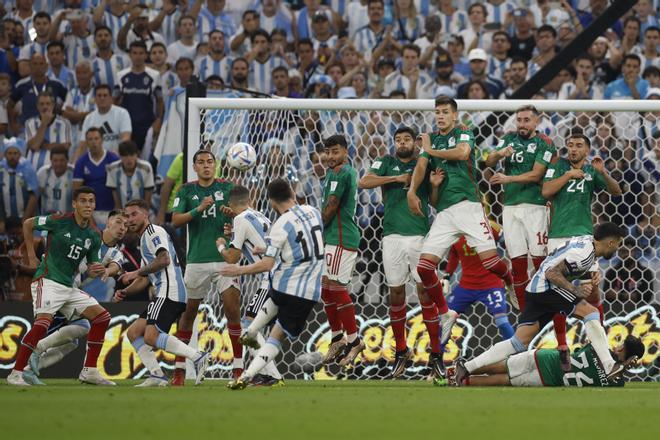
[484, 144, 514, 167]
[420, 132, 471, 161]
[591, 157, 622, 196]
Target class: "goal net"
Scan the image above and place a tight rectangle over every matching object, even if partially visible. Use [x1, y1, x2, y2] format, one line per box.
[183, 97, 659, 381]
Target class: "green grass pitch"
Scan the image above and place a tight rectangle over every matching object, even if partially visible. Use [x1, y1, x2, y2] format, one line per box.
[1, 380, 658, 439]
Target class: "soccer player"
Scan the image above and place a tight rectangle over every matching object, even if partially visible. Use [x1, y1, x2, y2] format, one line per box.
[215, 185, 283, 386]
[321, 134, 365, 366]
[23, 210, 128, 385]
[7, 186, 114, 386]
[116, 199, 210, 387]
[542, 131, 622, 370]
[454, 223, 628, 386]
[407, 96, 514, 347]
[171, 149, 241, 384]
[454, 335, 644, 387]
[442, 227, 515, 365]
[221, 179, 323, 390]
[358, 126, 446, 379]
[485, 105, 556, 310]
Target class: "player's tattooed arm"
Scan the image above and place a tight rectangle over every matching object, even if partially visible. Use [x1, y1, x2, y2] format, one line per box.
[136, 248, 171, 277]
[220, 256, 276, 277]
[546, 260, 591, 298]
[322, 195, 340, 226]
[216, 237, 242, 263]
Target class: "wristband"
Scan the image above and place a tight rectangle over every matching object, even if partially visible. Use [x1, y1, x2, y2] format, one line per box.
[189, 208, 202, 219]
[217, 244, 225, 253]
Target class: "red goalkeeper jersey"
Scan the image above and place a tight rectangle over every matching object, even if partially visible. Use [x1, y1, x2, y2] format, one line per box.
[446, 231, 504, 290]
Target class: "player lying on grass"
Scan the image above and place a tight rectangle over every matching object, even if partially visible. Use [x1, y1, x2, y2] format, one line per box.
[220, 179, 323, 390]
[450, 335, 644, 387]
[215, 185, 284, 387]
[114, 199, 210, 387]
[23, 210, 128, 385]
[453, 222, 628, 386]
[8, 187, 113, 386]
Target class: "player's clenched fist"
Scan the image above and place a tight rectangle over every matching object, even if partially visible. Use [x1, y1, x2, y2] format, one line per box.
[113, 289, 126, 302]
[566, 168, 585, 179]
[197, 196, 214, 212]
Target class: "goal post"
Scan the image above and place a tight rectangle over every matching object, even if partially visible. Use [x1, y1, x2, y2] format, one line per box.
[178, 97, 659, 380]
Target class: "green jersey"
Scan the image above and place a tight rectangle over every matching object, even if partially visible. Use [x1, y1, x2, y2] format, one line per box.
[172, 179, 234, 263]
[544, 158, 607, 239]
[420, 126, 480, 212]
[368, 155, 429, 237]
[496, 132, 556, 206]
[322, 163, 360, 249]
[534, 344, 624, 387]
[33, 213, 102, 287]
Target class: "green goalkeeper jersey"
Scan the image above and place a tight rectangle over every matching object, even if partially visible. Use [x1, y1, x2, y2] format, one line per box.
[544, 158, 607, 239]
[322, 163, 360, 250]
[420, 125, 480, 212]
[33, 213, 102, 287]
[495, 132, 556, 206]
[535, 344, 624, 387]
[172, 179, 234, 263]
[368, 155, 430, 237]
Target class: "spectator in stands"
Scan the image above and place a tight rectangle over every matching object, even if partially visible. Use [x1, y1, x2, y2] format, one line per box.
[196, 30, 232, 83]
[529, 24, 558, 76]
[106, 140, 155, 209]
[392, 0, 424, 45]
[62, 61, 95, 148]
[118, 4, 166, 53]
[0, 139, 38, 221]
[437, 0, 468, 35]
[297, 38, 322, 89]
[155, 151, 183, 225]
[25, 92, 72, 171]
[383, 44, 431, 99]
[115, 40, 163, 152]
[272, 66, 302, 98]
[589, 36, 619, 87]
[457, 48, 504, 98]
[628, 214, 659, 263]
[46, 41, 75, 90]
[8, 54, 67, 134]
[246, 29, 287, 94]
[459, 3, 491, 56]
[558, 54, 604, 100]
[351, 71, 370, 98]
[502, 56, 528, 98]
[447, 34, 470, 77]
[229, 57, 250, 92]
[603, 238, 654, 303]
[311, 11, 337, 65]
[149, 43, 176, 92]
[294, 0, 336, 42]
[508, 8, 535, 61]
[488, 31, 511, 81]
[0, 74, 9, 143]
[91, 26, 129, 91]
[36, 145, 73, 215]
[149, 0, 191, 46]
[578, 0, 622, 36]
[230, 9, 260, 57]
[543, 65, 573, 100]
[198, 0, 236, 44]
[426, 50, 462, 99]
[415, 15, 442, 58]
[166, 15, 198, 64]
[604, 54, 649, 100]
[642, 66, 660, 89]
[259, 1, 294, 43]
[354, 0, 387, 62]
[92, 0, 131, 47]
[73, 127, 119, 227]
[617, 16, 642, 56]
[638, 27, 659, 71]
[17, 11, 51, 77]
[485, 0, 515, 27]
[635, 0, 658, 34]
[50, 9, 94, 69]
[173, 58, 194, 90]
[77, 84, 131, 160]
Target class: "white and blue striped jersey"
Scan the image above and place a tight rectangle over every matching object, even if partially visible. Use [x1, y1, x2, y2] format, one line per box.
[48, 66, 76, 90]
[487, 57, 511, 81]
[76, 240, 125, 289]
[62, 33, 95, 69]
[485, 1, 516, 26]
[140, 223, 186, 302]
[197, 7, 236, 44]
[105, 159, 155, 208]
[158, 9, 183, 45]
[248, 56, 287, 94]
[18, 41, 47, 61]
[195, 55, 233, 83]
[438, 9, 468, 34]
[25, 115, 73, 171]
[102, 10, 129, 50]
[383, 69, 433, 98]
[63, 86, 96, 147]
[231, 208, 271, 290]
[527, 236, 596, 302]
[166, 40, 198, 65]
[265, 204, 323, 302]
[37, 163, 74, 215]
[0, 157, 39, 218]
[354, 25, 385, 61]
[91, 53, 130, 91]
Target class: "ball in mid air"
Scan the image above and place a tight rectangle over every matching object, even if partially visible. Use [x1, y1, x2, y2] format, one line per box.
[226, 142, 257, 171]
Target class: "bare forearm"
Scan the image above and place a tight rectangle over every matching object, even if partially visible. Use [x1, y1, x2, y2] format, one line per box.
[137, 254, 170, 277]
[546, 262, 579, 296]
[542, 175, 571, 199]
[427, 144, 470, 161]
[485, 151, 502, 167]
[22, 218, 36, 258]
[237, 257, 275, 276]
[28, 126, 48, 150]
[430, 185, 440, 206]
[358, 174, 399, 189]
[123, 276, 150, 295]
[601, 172, 622, 196]
[509, 168, 545, 184]
[24, 195, 37, 218]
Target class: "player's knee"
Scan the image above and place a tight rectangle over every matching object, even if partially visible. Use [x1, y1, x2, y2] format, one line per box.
[143, 327, 159, 346]
[574, 301, 597, 319]
[126, 325, 141, 342]
[389, 285, 406, 304]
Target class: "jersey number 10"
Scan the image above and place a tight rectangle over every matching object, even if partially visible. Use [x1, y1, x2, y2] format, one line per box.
[295, 225, 324, 262]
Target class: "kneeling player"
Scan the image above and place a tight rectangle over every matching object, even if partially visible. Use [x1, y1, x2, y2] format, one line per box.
[221, 179, 323, 390]
[215, 185, 283, 386]
[454, 335, 643, 387]
[115, 199, 210, 387]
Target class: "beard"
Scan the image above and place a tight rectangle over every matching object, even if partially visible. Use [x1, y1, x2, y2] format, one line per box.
[396, 147, 414, 159]
[233, 74, 247, 83]
[517, 128, 531, 138]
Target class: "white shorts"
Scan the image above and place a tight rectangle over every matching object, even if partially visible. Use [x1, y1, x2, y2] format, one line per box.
[324, 245, 357, 285]
[502, 204, 549, 258]
[422, 200, 496, 258]
[382, 234, 423, 286]
[31, 278, 98, 320]
[506, 351, 543, 387]
[184, 262, 240, 300]
[547, 236, 598, 271]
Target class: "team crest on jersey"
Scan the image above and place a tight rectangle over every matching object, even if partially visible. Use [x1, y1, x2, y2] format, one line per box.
[585, 174, 593, 181]
[84, 238, 91, 249]
[214, 191, 224, 201]
[527, 143, 537, 153]
[448, 137, 456, 147]
[143, 76, 149, 85]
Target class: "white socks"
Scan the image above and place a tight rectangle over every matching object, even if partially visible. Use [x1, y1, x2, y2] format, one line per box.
[155, 333, 200, 360]
[39, 342, 79, 370]
[245, 338, 281, 379]
[465, 336, 526, 373]
[583, 314, 615, 373]
[36, 324, 89, 354]
[247, 299, 279, 335]
[246, 331, 282, 379]
[131, 337, 165, 377]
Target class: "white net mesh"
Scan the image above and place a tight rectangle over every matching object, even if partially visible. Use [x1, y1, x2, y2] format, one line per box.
[189, 99, 659, 381]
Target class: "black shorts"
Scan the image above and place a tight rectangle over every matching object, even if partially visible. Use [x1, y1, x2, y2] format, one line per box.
[270, 289, 316, 339]
[139, 297, 186, 333]
[519, 290, 578, 329]
[245, 288, 271, 319]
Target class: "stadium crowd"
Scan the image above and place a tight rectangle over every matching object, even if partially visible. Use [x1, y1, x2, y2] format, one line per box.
[0, 0, 658, 306]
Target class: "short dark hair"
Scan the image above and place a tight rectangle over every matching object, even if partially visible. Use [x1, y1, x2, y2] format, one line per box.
[267, 178, 293, 203]
[402, 43, 421, 57]
[394, 126, 416, 139]
[510, 56, 528, 68]
[567, 130, 590, 147]
[516, 104, 539, 116]
[193, 149, 215, 162]
[593, 222, 627, 241]
[50, 145, 68, 159]
[37, 91, 55, 103]
[178, 14, 195, 27]
[367, 0, 385, 7]
[231, 57, 249, 69]
[108, 209, 128, 219]
[493, 31, 511, 43]
[129, 40, 148, 52]
[644, 26, 659, 35]
[150, 41, 167, 52]
[94, 84, 112, 95]
[643, 65, 660, 78]
[175, 57, 194, 70]
[271, 28, 287, 39]
[297, 38, 314, 50]
[73, 186, 96, 200]
[34, 12, 51, 22]
[389, 89, 406, 98]
[324, 134, 348, 150]
[622, 335, 645, 361]
[47, 41, 64, 52]
[86, 126, 103, 138]
[250, 28, 270, 44]
[229, 185, 250, 204]
[272, 65, 288, 76]
[209, 29, 224, 39]
[623, 16, 641, 29]
[468, 3, 487, 15]
[125, 199, 150, 211]
[434, 95, 458, 112]
[622, 53, 641, 67]
[575, 53, 595, 65]
[118, 141, 139, 156]
[537, 24, 557, 38]
[94, 25, 112, 37]
[242, 9, 258, 20]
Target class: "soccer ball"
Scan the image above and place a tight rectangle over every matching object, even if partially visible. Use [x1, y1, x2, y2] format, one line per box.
[293, 351, 324, 374]
[226, 142, 257, 171]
